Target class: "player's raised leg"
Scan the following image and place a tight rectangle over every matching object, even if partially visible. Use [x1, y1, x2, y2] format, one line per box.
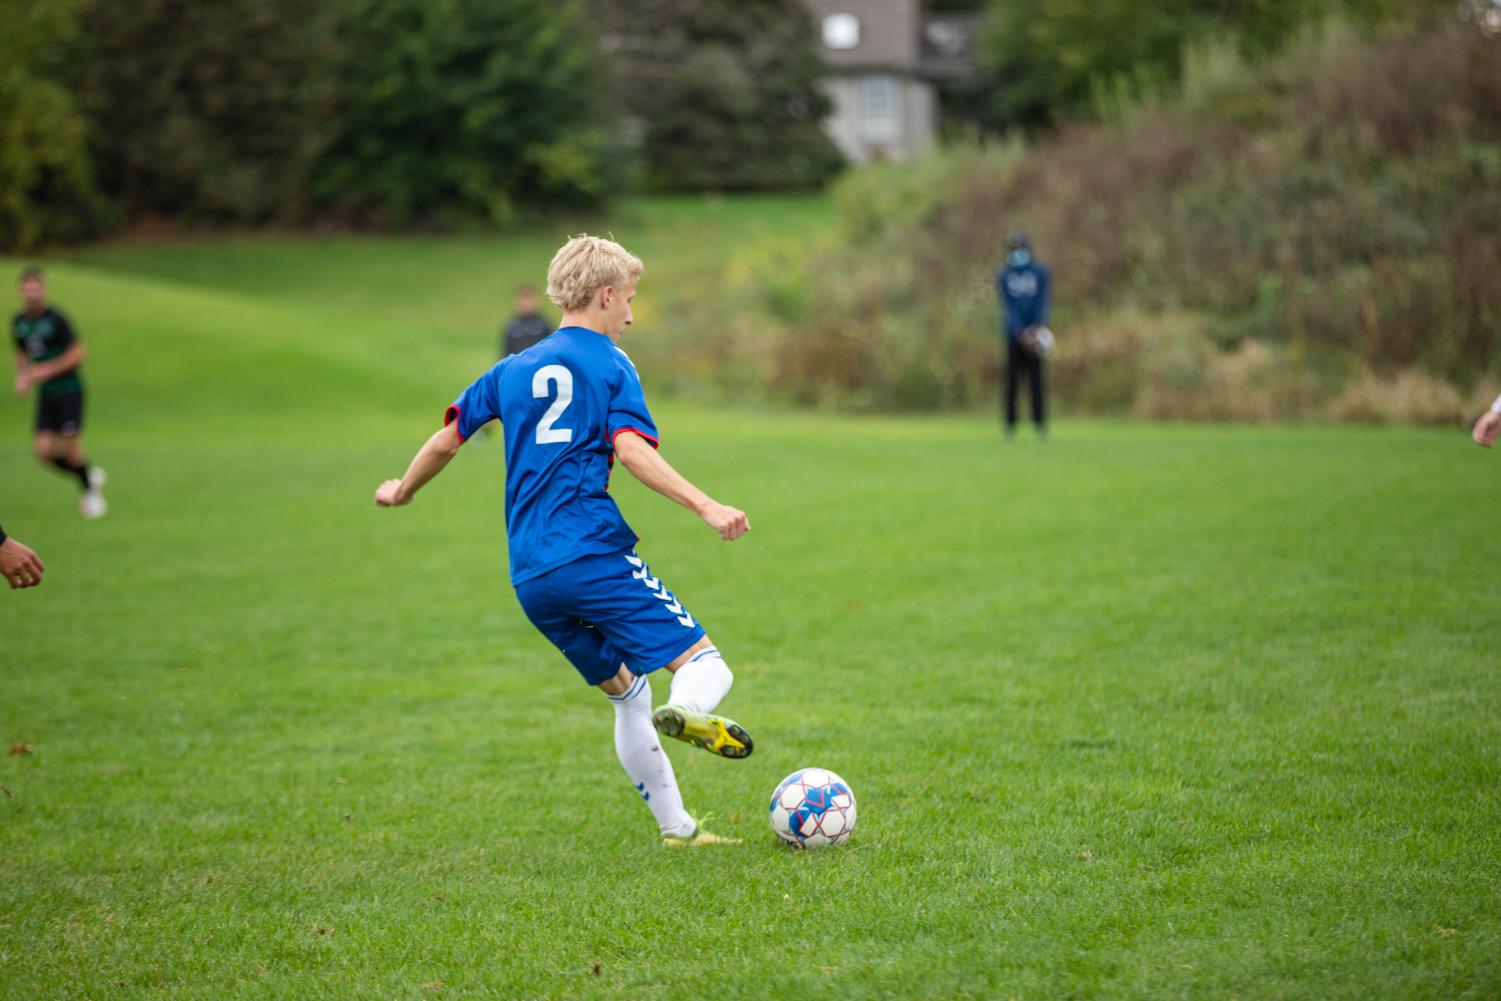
[653, 635, 754, 760]
[544, 548, 754, 762]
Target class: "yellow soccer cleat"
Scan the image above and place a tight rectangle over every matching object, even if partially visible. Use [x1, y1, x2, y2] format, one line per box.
[662, 819, 743, 848]
[652, 706, 754, 759]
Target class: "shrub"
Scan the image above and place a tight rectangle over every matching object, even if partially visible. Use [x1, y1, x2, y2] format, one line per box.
[1328, 371, 1470, 425]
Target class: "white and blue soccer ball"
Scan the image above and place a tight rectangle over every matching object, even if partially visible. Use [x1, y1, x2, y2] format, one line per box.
[769, 768, 856, 849]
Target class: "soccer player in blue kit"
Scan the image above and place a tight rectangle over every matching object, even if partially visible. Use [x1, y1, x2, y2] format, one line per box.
[374, 235, 752, 846]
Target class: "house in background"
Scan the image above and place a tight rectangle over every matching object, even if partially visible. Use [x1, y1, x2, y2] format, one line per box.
[803, 0, 979, 163]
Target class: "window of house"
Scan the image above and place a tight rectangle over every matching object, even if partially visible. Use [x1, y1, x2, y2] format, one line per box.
[823, 13, 860, 50]
[858, 74, 901, 144]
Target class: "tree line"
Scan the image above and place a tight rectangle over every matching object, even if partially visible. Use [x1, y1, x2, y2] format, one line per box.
[949, 0, 1456, 133]
[5, 0, 1465, 251]
[1, 0, 841, 251]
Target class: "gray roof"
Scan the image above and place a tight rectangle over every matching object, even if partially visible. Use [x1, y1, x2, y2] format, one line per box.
[803, 0, 977, 77]
[805, 0, 922, 73]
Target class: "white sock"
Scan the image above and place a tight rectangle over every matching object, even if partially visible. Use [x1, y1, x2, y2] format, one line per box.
[668, 645, 733, 715]
[608, 674, 695, 838]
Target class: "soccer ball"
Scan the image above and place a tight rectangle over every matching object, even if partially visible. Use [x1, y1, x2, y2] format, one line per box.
[768, 768, 857, 849]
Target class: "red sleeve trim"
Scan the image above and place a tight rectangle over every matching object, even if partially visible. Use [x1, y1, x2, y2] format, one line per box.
[610, 427, 659, 450]
[444, 405, 467, 442]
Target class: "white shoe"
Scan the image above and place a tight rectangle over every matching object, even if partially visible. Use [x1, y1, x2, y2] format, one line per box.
[88, 466, 108, 490]
[80, 491, 108, 519]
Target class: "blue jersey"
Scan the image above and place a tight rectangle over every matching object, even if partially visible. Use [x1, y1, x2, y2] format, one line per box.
[996, 261, 1050, 340]
[446, 326, 659, 585]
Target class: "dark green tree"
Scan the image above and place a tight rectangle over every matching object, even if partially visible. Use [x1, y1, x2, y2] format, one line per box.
[595, 0, 844, 191]
[315, 0, 615, 227]
[0, 0, 104, 250]
[78, 0, 341, 224]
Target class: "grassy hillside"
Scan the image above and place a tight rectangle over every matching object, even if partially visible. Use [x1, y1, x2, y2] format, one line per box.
[43, 195, 835, 421]
[695, 19, 1501, 420]
[2, 212, 1499, 998]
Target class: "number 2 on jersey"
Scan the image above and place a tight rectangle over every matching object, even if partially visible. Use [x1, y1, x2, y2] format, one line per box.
[532, 364, 574, 444]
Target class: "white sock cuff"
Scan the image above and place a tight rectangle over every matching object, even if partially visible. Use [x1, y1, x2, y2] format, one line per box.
[607, 673, 650, 706]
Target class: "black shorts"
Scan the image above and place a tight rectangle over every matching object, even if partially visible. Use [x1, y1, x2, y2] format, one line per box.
[35, 390, 85, 435]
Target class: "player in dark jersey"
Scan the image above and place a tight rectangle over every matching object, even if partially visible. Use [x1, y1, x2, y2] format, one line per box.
[12, 268, 107, 518]
[375, 236, 752, 846]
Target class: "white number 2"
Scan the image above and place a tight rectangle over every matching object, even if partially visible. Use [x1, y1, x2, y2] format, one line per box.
[532, 364, 574, 444]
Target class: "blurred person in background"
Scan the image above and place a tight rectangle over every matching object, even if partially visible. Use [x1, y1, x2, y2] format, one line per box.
[12, 268, 107, 518]
[0, 522, 45, 589]
[501, 284, 554, 358]
[1472, 392, 1501, 447]
[996, 232, 1051, 439]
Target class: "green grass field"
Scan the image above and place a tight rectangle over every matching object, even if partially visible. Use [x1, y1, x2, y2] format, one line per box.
[3, 200, 1499, 999]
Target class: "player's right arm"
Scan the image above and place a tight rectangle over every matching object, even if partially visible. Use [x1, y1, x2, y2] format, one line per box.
[20, 342, 84, 388]
[374, 422, 463, 506]
[375, 362, 505, 507]
[614, 431, 749, 541]
[0, 523, 46, 589]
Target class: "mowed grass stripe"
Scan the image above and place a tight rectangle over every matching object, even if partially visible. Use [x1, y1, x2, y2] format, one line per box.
[4, 409, 1497, 999]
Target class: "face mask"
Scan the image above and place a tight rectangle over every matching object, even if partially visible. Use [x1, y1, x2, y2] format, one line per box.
[1008, 249, 1031, 268]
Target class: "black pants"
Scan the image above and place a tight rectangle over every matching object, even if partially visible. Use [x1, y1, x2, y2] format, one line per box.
[1004, 339, 1045, 432]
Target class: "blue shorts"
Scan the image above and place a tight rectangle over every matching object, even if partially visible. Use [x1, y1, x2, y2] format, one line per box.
[514, 549, 707, 686]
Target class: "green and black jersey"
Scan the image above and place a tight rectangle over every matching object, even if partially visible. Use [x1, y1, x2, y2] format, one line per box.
[12, 308, 82, 397]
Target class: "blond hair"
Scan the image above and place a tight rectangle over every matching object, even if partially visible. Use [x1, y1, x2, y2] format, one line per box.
[545, 235, 644, 311]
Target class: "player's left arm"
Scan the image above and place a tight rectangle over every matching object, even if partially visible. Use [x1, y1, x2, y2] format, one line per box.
[21, 342, 85, 386]
[1036, 266, 1051, 326]
[614, 431, 749, 541]
[374, 422, 464, 507]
